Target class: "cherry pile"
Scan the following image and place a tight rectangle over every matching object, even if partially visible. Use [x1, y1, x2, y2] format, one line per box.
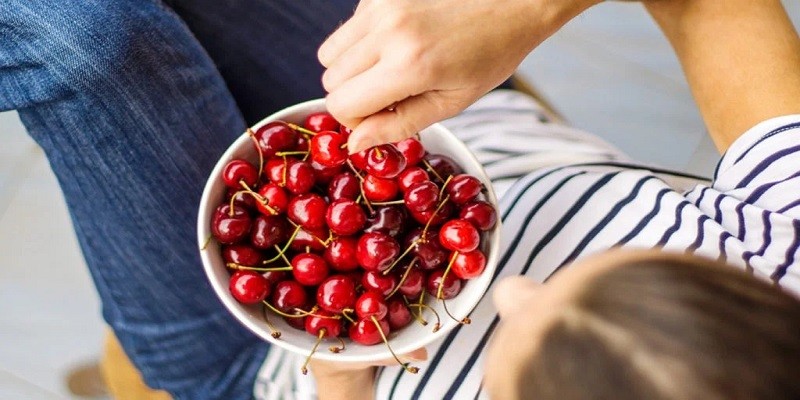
[208, 111, 497, 374]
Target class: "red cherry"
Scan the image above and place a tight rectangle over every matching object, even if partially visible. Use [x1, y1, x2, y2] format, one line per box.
[324, 236, 360, 271]
[222, 159, 258, 189]
[404, 181, 439, 212]
[310, 131, 348, 168]
[452, 250, 486, 279]
[296, 135, 310, 152]
[289, 227, 327, 252]
[349, 318, 390, 345]
[326, 199, 367, 236]
[361, 270, 397, 296]
[362, 174, 399, 202]
[387, 298, 413, 330]
[272, 280, 308, 313]
[356, 232, 400, 272]
[226, 188, 257, 211]
[365, 144, 407, 179]
[424, 154, 463, 180]
[426, 269, 462, 299]
[409, 200, 454, 227]
[211, 204, 252, 244]
[459, 201, 497, 231]
[327, 172, 361, 201]
[398, 267, 425, 298]
[396, 138, 425, 166]
[355, 291, 388, 320]
[257, 183, 289, 215]
[340, 125, 353, 137]
[397, 167, 430, 193]
[284, 315, 307, 331]
[446, 174, 482, 204]
[255, 121, 297, 158]
[305, 310, 343, 338]
[291, 253, 330, 286]
[264, 157, 286, 183]
[363, 205, 408, 237]
[439, 219, 480, 252]
[262, 270, 288, 287]
[317, 275, 357, 313]
[284, 160, 315, 194]
[304, 111, 340, 133]
[223, 244, 262, 267]
[250, 214, 289, 250]
[288, 193, 328, 230]
[309, 158, 344, 185]
[405, 228, 449, 270]
[229, 271, 270, 304]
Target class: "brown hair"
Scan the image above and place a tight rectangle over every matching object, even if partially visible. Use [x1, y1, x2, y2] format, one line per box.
[520, 253, 800, 400]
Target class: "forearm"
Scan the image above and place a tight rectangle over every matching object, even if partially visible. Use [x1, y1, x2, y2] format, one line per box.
[645, 0, 800, 152]
[311, 365, 376, 400]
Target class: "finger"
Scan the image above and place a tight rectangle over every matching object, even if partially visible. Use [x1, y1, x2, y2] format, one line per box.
[318, 2, 373, 67]
[321, 36, 380, 93]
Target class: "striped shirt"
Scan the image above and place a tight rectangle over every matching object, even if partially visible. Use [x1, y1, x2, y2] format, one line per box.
[254, 90, 800, 400]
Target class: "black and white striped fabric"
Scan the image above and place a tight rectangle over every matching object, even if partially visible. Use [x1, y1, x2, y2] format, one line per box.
[254, 90, 800, 399]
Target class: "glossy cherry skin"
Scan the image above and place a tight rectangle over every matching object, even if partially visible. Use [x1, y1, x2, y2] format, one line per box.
[264, 157, 287, 184]
[250, 214, 289, 249]
[324, 236, 360, 271]
[426, 269, 462, 299]
[397, 267, 425, 298]
[404, 181, 439, 212]
[317, 275, 357, 313]
[409, 200, 454, 227]
[397, 167, 430, 193]
[295, 135, 310, 152]
[304, 111, 340, 133]
[327, 172, 361, 201]
[262, 270, 288, 287]
[362, 174, 399, 202]
[326, 199, 367, 236]
[255, 121, 297, 158]
[272, 280, 308, 313]
[306, 310, 343, 338]
[439, 219, 480, 252]
[365, 144, 407, 179]
[223, 244, 262, 267]
[363, 205, 408, 237]
[289, 227, 328, 252]
[229, 271, 270, 304]
[348, 149, 369, 170]
[356, 232, 401, 272]
[349, 317, 390, 345]
[396, 138, 425, 166]
[404, 228, 448, 270]
[459, 201, 497, 231]
[424, 154, 463, 181]
[355, 291, 388, 320]
[310, 130, 348, 168]
[310, 159, 344, 185]
[387, 298, 413, 330]
[446, 174, 482, 204]
[361, 270, 397, 296]
[226, 188, 257, 211]
[211, 204, 252, 244]
[291, 253, 330, 286]
[256, 183, 289, 215]
[288, 193, 328, 230]
[222, 159, 259, 189]
[284, 315, 307, 331]
[284, 160, 316, 194]
[340, 125, 353, 136]
[452, 250, 486, 279]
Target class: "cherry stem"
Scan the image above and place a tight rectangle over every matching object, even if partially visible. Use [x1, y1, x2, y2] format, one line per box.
[227, 263, 292, 272]
[374, 147, 384, 160]
[301, 328, 326, 375]
[421, 159, 445, 183]
[246, 128, 264, 185]
[287, 122, 317, 137]
[275, 151, 309, 157]
[261, 304, 282, 339]
[408, 302, 442, 333]
[238, 181, 279, 215]
[370, 200, 405, 206]
[281, 156, 288, 186]
[421, 194, 450, 237]
[262, 225, 302, 264]
[371, 316, 418, 374]
[439, 175, 453, 198]
[347, 159, 374, 214]
[200, 234, 213, 251]
[386, 257, 418, 298]
[382, 241, 418, 276]
[436, 252, 458, 300]
[441, 297, 471, 325]
[408, 292, 428, 326]
[341, 308, 356, 324]
[329, 337, 346, 353]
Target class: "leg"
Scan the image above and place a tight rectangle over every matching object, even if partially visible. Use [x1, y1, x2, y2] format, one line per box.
[0, 1, 265, 398]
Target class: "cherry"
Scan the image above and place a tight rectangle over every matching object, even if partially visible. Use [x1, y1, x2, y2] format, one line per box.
[397, 167, 429, 193]
[289, 227, 327, 252]
[317, 275, 357, 313]
[250, 214, 289, 250]
[326, 199, 367, 236]
[409, 200, 454, 227]
[387, 298, 413, 330]
[362, 270, 397, 296]
[404, 181, 439, 212]
[396, 138, 425, 167]
[296, 135, 310, 152]
[324, 236, 360, 271]
[446, 174, 482, 204]
[284, 160, 316, 194]
[223, 244, 262, 267]
[363, 205, 408, 237]
[426, 269, 462, 299]
[355, 291, 388, 321]
[362, 174, 399, 202]
[356, 232, 400, 272]
[310, 131, 348, 167]
[222, 159, 258, 189]
[459, 201, 497, 231]
[348, 149, 369, 170]
[226, 188, 257, 211]
[327, 172, 360, 201]
[272, 280, 308, 313]
[439, 219, 480, 252]
[405, 228, 449, 270]
[349, 317, 390, 345]
[424, 154, 463, 181]
[452, 250, 486, 279]
[264, 157, 286, 184]
[365, 144, 407, 179]
[255, 121, 297, 158]
[288, 193, 328, 230]
[257, 183, 289, 215]
[262, 270, 288, 287]
[304, 112, 340, 133]
[284, 315, 307, 331]
[305, 310, 343, 338]
[310, 159, 343, 185]
[229, 271, 270, 304]
[397, 267, 425, 298]
[291, 253, 330, 286]
[211, 204, 252, 244]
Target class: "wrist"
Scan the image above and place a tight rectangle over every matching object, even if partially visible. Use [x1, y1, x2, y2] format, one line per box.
[311, 364, 376, 400]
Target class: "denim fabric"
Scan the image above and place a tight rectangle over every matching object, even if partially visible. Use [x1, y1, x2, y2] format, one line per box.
[0, 0, 353, 398]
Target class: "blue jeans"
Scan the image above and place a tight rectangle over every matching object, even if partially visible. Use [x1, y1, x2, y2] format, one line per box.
[0, 0, 354, 398]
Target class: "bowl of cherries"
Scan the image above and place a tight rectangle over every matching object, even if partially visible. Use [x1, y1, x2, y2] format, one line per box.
[198, 99, 500, 374]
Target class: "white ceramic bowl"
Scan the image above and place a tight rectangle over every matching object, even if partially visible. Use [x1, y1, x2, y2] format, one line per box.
[197, 99, 501, 362]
